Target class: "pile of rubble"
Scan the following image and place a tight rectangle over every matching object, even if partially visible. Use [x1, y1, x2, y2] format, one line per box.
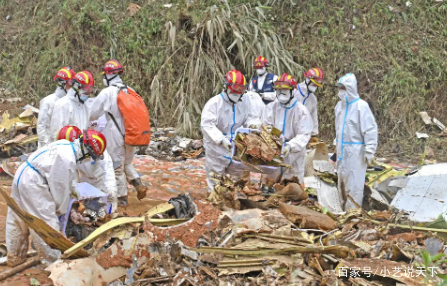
[233, 126, 289, 170]
[0, 105, 39, 159]
[2, 163, 447, 285]
[145, 127, 203, 161]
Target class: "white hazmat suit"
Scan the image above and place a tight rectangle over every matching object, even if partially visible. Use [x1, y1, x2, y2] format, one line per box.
[201, 92, 261, 191]
[6, 140, 82, 266]
[263, 97, 313, 184]
[295, 83, 319, 136]
[245, 91, 266, 122]
[36, 87, 66, 148]
[335, 73, 378, 211]
[50, 88, 89, 141]
[89, 76, 139, 198]
[50, 91, 117, 208]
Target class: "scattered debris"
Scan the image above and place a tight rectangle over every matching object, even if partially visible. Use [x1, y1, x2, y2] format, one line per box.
[0, 257, 40, 281]
[416, 132, 429, 139]
[146, 127, 203, 161]
[232, 126, 289, 170]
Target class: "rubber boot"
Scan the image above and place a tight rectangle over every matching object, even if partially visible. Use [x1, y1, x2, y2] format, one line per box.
[130, 178, 148, 200]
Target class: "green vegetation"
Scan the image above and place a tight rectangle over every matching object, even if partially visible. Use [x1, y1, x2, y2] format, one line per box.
[1, 0, 447, 160]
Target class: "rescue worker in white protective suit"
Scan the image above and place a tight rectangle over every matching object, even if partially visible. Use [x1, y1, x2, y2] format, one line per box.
[6, 130, 107, 267]
[50, 70, 94, 140]
[248, 56, 278, 105]
[57, 126, 118, 212]
[201, 69, 262, 191]
[334, 73, 378, 211]
[37, 66, 76, 148]
[89, 60, 147, 205]
[294, 68, 324, 143]
[51, 72, 117, 210]
[262, 73, 313, 191]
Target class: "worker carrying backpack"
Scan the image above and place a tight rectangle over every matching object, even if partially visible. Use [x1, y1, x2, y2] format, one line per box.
[108, 85, 151, 146]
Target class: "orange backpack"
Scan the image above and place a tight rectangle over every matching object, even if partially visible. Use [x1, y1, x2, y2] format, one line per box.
[108, 85, 151, 146]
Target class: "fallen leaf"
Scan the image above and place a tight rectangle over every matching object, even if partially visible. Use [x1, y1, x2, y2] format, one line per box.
[127, 3, 141, 17]
[30, 278, 41, 285]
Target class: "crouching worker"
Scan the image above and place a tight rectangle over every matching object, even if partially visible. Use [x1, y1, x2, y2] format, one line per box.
[6, 130, 107, 267]
[57, 126, 117, 212]
[262, 73, 313, 188]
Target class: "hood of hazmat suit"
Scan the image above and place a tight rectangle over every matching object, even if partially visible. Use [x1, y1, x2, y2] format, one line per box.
[50, 88, 90, 142]
[201, 91, 261, 191]
[334, 73, 378, 211]
[295, 82, 319, 136]
[263, 96, 313, 184]
[6, 140, 82, 265]
[37, 87, 67, 148]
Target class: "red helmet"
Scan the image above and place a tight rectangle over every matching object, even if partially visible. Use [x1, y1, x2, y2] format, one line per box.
[80, 130, 107, 160]
[224, 69, 246, 94]
[57, 126, 82, 141]
[102, 60, 124, 75]
[304, 68, 324, 87]
[72, 71, 95, 93]
[274, 73, 297, 90]
[53, 66, 76, 86]
[253, 56, 269, 68]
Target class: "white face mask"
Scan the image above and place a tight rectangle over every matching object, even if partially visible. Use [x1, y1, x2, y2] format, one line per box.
[103, 78, 109, 87]
[277, 92, 291, 104]
[228, 93, 242, 103]
[308, 85, 318, 93]
[256, 67, 266, 76]
[80, 94, 89, 102]
[338, 89, 347, 100]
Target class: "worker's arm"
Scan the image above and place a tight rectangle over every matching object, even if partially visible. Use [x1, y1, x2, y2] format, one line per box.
[47, 143, 78, 215]
[359, 101, 378, 155]
[288, 107, 313, 153]
[310, 95, 319, 136]
[101, 151, 118, 212]
[89, 90, 109, 121]
[201, 97, 226, 144]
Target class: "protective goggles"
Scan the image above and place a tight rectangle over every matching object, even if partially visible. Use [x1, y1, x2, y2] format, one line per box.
[274, 81, 294, 90]
[228, 82, 246, 94]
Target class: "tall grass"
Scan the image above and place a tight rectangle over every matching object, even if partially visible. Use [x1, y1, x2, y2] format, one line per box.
[1, 0, 447, 160]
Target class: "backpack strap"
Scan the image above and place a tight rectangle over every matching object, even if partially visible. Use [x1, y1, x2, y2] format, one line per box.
[108, 112, 124, 138]
[108, 84, 126, 138]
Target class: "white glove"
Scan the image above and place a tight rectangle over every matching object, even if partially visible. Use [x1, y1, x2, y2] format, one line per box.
[71, 188, 80, 199]
[364, 152, 374, 165]
[281, 144, 291, 158]
[221, 138, 232, 153]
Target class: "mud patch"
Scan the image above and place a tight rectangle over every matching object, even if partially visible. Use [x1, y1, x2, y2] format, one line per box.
[95, 242, 133, 270]
[143, 200, 221, 247]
